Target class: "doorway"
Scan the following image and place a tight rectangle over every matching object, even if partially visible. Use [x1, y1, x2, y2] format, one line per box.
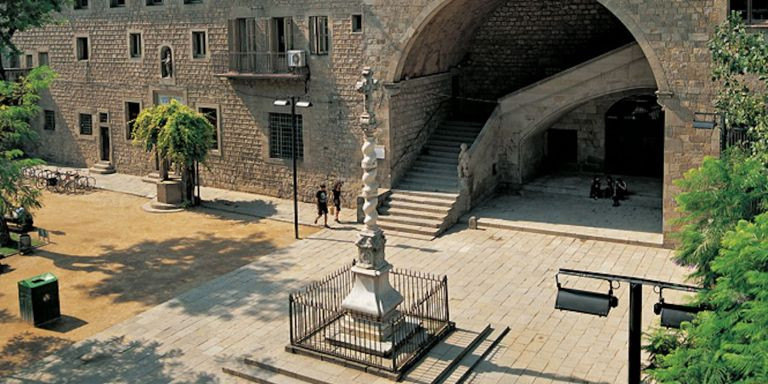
[605, 95, 664, 178]
[100, 126, 110, 162]
[547, 129, 578, 171]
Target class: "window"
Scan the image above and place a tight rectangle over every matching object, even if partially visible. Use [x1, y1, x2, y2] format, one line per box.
[76, 37, 89, 61]
[192, 31, 207, 58]
[38, 52, 49, 67]
[198, 107, 219, 150]
[129, 33, 142, 58]
[25, 54, 33, 68]
[79, 113, 93, 135]
[43, 110, 55, 131]
[125, 102, 141, 139]
[732, 0, 768, 24]
[74, 0, 88, 9]
[309, 16, 329, 55]
[146, 0, 163, 5]
[269, 113, 303, 160]
[6, 54, 19, 69]
[270, 17, 294, 52]
[110, 0, 125, 7]
[352, 14, 363, 33]
[184, 0, 203, 3]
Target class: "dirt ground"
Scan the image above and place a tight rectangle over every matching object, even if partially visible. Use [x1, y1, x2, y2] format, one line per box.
[0, 190, 317, 377]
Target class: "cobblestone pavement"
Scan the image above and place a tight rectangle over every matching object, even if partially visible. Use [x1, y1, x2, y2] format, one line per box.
[6, 218, 690, 383]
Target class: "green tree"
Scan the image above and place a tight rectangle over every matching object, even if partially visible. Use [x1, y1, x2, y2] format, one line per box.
[0, 66, 56, 151]
[132, 100, 215, 205]
[673, 149, 768, 287]
[0, 150, 41, 245]
[710, 12, 768, 158]
[0, 66, 55, 245]
[644, 13, 768, 382]
[0, 0, 70, 81]
[649, 214, 768, 383]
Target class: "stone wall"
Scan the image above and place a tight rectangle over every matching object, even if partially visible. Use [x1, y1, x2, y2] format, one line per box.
[460, 0, 634, 99]
[13, 0, 368, 207]
[386, 73, 452, 187]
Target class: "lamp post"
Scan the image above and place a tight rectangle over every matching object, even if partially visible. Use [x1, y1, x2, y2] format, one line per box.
[274, 97, 312, 240]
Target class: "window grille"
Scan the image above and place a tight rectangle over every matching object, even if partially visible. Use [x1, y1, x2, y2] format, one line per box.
[269, 113, 303, 160]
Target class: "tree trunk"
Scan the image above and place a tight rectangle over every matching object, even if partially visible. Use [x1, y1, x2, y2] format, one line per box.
[0, 217, 11, 247]
[182, 165, 196, 205]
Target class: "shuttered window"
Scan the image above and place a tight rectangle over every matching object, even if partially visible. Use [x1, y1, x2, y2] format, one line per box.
[309, 16, 329, 55]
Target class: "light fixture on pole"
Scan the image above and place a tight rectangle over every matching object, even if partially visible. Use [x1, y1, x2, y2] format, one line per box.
[274, 97, 312, 239]
[554, 268, 701, 384]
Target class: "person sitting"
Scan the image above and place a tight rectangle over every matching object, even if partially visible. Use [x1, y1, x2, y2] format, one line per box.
[589, 177, 602, 200]
[615, 178, 628, 200]
[603, 175, 615, 199]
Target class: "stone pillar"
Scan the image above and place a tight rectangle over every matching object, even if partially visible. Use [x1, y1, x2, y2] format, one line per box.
[339, 67, 404, 346]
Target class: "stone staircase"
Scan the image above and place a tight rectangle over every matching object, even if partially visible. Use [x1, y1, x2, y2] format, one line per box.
[88, 160, 115, 175]
[379, 120, 483, 240]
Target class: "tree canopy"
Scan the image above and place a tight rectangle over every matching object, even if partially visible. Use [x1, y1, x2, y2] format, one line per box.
[131, 99, 215, 168]
[0, 0, 69, 79]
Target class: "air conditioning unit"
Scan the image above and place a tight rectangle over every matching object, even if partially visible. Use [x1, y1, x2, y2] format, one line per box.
[287, 50, 307, 68]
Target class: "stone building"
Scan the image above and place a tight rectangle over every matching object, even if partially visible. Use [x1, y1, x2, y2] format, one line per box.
[8, 0, 744, 244]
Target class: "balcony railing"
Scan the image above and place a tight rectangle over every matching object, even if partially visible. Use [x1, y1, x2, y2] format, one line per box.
[213, 52, 301, 79]
[3, 68, 31, 82]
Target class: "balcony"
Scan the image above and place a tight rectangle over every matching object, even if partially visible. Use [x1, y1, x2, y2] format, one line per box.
[212, 52, 306, 80]
[3, 68, 31, 82]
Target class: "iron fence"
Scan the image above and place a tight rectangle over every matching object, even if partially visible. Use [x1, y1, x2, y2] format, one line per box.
[722, 126, 752, 151]
[4, 68, 30, 82]
[288, 262, 452, 377]
[212, 52, 290, 75]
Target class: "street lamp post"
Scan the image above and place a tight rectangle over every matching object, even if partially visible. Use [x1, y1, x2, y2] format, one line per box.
[274, 97, 312, 240]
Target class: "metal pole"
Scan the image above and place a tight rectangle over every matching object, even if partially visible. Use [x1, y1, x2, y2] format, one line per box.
[292, 96, 299, 240]
[629, 283, 642, 384]
[720, 113, 727, 152]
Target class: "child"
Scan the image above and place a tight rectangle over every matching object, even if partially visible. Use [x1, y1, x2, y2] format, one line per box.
[332, 181, 343, 223]
[314, 184, 330, 228]
[589, 177, 601, 200]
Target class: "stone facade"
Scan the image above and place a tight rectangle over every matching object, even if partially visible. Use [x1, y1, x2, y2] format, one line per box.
[13, 0, 731, 244]
[461, 0, 635, 99]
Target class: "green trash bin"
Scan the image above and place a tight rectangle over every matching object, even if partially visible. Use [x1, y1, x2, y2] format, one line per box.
[18, 272, 61, 326]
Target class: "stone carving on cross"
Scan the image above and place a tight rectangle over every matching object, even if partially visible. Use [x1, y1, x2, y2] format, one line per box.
[356, 67, 380, 135]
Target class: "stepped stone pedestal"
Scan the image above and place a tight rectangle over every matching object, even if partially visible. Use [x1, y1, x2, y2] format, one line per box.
[89, 161, 115, 175]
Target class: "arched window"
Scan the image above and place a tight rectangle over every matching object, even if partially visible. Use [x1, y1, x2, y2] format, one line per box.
[731, 0, 768, 24]
[160, 46, 173, 78]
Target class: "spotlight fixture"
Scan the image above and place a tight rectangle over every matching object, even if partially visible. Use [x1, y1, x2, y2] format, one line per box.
[555, 274, 619, 317]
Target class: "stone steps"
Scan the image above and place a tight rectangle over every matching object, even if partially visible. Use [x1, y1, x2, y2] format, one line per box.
[403, 324, 509, 384]
[383, 119, 485, 240]
[222, 357, 332, 384]
[89, 161, 115, 175]
[378, 214, 443, 228]
[378, 220, 440, 239]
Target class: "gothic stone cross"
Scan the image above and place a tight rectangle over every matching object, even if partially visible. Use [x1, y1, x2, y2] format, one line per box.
[356, 67, 380, 131]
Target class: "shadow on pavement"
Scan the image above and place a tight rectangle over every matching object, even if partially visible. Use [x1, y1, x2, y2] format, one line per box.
[2, 336, 216, 383]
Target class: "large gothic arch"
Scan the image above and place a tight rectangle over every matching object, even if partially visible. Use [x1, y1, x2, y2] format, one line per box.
[385, 0, 670, 93]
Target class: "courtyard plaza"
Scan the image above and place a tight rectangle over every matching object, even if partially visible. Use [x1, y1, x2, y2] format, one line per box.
[0, 190, 323, 377]
[1, 172, 688, 383]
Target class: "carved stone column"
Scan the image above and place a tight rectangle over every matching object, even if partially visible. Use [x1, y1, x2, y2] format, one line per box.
[339, 67, 404, 346]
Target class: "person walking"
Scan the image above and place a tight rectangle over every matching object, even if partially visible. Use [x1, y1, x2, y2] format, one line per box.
[332, 181, 343, 223]
[314, 184, 330, 228]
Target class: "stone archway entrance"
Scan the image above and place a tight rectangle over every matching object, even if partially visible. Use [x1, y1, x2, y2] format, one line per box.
[605, 95, 664, 178]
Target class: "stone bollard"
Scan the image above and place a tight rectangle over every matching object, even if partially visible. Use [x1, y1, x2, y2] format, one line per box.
[468, 216, 478, 230]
